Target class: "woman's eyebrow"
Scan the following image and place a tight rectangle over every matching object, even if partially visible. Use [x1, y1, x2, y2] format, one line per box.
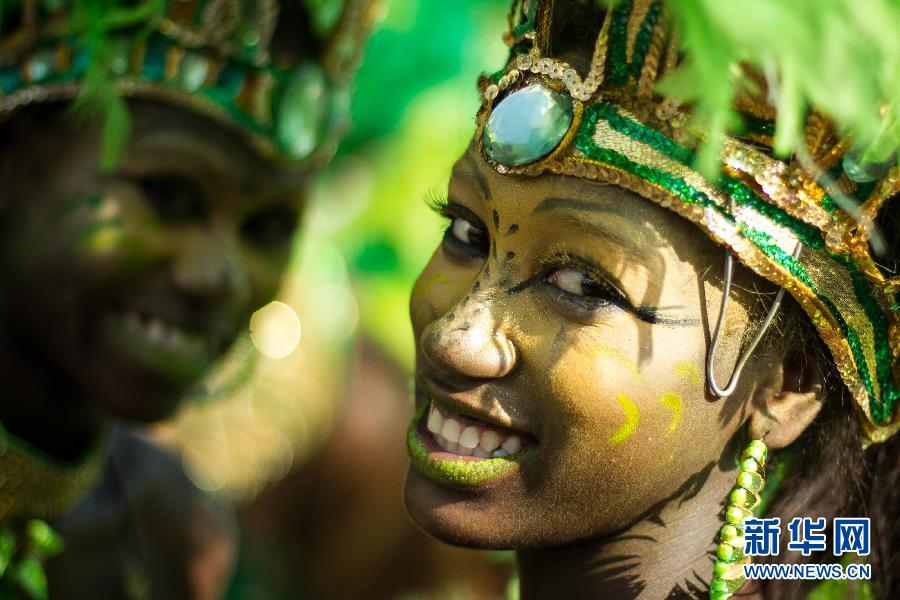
[532, 196, 651, 263]
[129, 131, 300, 200]
[451, 153, 492, 202]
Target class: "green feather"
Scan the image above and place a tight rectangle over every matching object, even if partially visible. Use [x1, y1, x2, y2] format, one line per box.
[65, 0, 165, 171]
[629, 0, 900, 177]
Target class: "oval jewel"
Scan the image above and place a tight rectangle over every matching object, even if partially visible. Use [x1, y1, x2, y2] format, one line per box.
[842, 148, 896, 183]
[483, 83, 574, 166]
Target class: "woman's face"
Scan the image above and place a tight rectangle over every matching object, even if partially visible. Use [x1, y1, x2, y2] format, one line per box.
[405, 146, 770, 549]
[0, 100, 305, 421]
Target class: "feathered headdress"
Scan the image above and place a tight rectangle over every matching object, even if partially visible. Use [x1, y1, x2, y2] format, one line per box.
[0, 0, 380, 169]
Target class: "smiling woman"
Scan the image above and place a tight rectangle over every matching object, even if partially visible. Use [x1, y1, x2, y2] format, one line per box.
[1, 100, 303, 428]
[404, 1, 899, 599]
[0, 1, 376, 598]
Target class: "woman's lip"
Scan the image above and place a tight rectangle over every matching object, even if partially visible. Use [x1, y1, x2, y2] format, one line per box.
[406, 402, 537, 488]
[100, 307, 215, 382]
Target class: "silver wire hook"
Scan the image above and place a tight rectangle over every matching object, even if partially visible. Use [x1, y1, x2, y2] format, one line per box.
[706, 205, 803, 398]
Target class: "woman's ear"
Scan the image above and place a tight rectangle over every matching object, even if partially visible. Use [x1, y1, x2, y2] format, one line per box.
[748, 348, 825, 449]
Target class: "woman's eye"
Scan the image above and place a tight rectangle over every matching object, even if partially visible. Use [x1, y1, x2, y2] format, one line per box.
[548, 268, 589, 295]
[547, 268, 616, 301]
[241, 206, 298, 249]
[137, 174, 206, 222]
[444, 216, 488, 257]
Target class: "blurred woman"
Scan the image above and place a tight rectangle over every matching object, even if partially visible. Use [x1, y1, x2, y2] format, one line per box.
[0, 1, 375, 597]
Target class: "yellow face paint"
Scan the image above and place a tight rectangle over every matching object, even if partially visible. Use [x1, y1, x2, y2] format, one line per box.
[419, 271, 450, 297]
[610, 395, 640, 445]
[658, 392, 682, 434]
[592, 345, 641, 377]
[673, 361, 702, 388]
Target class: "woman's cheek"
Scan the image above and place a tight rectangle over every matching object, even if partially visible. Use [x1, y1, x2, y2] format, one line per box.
[410, 251, 473, 332]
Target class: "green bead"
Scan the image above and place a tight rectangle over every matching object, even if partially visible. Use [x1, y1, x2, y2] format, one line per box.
[736, 471, 764, 493]
[716, 559, 747, 581]
[710, 577, 730, 592]
[725, 505, 751, 525]
[0, 528, 14, 577]
[730, 488, 748, 506]
[717, 542, 735, 561]
[714, 560, 730, 577]
[26, 520, 63, 557]
[720, 524, 739, 541]
[11, 556, 48, 600]
[730, 487, 759, 509]
[709, 592, 730, 600]
[743, 440, 768, 464]
[740, 457, 760, 473]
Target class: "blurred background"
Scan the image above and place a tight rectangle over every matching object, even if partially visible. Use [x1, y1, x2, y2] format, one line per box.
[152, 1, 517, 598]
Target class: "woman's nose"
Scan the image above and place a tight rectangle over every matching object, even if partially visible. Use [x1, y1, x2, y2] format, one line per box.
[420, 295, 517, 380]
[171, 230, 251, 307]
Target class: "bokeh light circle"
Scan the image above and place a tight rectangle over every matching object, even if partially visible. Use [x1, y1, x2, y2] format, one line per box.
[249, 301, 302, 359]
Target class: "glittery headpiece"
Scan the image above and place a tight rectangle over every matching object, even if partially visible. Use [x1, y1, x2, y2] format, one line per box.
[476, 0, 899, 443]
[0, 0, 379, 165]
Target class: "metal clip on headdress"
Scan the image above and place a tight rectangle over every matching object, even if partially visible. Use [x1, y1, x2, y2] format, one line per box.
[475, 0, 899, 444]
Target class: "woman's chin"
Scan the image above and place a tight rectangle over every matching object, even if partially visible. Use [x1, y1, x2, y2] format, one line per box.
[404, 466, 526, 550]
[86, 371, 189, 423]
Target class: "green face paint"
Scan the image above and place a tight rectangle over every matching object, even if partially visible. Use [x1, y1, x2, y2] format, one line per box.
[419, 270, 450, 297]
[658, 392, 682, 434]
[406, 403, 533, 486]
[609, 394, 640, 445]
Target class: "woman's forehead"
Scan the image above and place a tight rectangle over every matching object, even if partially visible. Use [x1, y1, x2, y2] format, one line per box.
[451, 147, 679, 237]
[127, 100, 308, 191]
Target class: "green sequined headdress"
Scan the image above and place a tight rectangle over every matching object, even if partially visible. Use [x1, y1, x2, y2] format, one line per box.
[476, 0, 899, 444]
[0, 0, 380, 168]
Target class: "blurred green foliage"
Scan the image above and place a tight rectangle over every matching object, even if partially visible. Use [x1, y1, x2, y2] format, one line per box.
[307, 0, 508, 369]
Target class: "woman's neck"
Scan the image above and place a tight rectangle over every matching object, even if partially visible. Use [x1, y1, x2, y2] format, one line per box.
[516, 447, 750, 600]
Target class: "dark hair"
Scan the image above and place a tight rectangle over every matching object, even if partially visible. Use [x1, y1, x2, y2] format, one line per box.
[757, 200, 899, 600]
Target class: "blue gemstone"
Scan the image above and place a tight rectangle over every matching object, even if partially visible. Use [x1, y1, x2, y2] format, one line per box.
[483, 83, 574, 166]
[842, 148, 895, 183]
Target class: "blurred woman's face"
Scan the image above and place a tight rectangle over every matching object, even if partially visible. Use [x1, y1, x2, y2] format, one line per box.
[405, 146, 767, 548]
[0, 100, 305, 421]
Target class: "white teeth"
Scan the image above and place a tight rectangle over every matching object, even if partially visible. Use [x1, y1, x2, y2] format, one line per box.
[427, 405, 443, 434]
[479, 430, 501, 452]
[459, 426, 480, 449]
[473, 447, 491, 458]
[501, 436, 522, 454]
[427, 401, 529, 459]
[118, 307, 209, 358]
[441, 419, 461, 444]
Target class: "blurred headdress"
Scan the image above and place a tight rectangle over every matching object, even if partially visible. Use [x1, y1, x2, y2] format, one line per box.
[476, 0, 899, 444]
[0, 0, 380, 167]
